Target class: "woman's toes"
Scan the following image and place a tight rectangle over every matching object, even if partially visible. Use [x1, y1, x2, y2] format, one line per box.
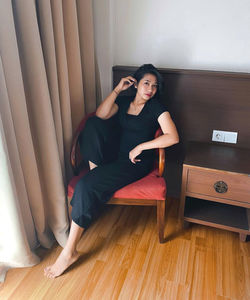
[47, 271, 54, 278]
[44, 267, 51, 276]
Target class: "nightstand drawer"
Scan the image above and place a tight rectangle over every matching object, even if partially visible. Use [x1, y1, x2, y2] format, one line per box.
[186, 168, 250, 204]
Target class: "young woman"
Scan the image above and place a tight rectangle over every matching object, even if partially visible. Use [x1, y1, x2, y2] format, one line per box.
[44, 64, 179, 278]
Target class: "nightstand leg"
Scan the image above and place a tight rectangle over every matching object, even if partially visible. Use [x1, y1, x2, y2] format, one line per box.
[183, 220, 190, 229]
[239, 233, 247, 242]
[179, 166, 188, 220]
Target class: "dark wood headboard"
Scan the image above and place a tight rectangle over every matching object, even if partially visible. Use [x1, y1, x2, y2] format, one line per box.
[113, 66, 250, 197]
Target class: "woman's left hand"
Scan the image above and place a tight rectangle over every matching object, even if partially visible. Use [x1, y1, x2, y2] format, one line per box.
[129, 145, 142, 164]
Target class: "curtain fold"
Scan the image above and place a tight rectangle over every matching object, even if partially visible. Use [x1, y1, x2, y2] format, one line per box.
[62, 0, 85, 132]
[12, 0, 69, 247]
[77, 0, 97, 114]
[0, 55, 41, 283]
[36, 0, 66, 176]
[0, 0, 97, 282]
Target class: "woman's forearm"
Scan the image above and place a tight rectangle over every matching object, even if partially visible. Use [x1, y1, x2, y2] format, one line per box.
[129, 133, 179, 164]
[139, 134, 179, 151]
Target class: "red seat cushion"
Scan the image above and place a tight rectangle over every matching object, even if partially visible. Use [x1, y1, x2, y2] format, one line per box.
[113, 169, 166, 200]
[68, 168, 166, 201]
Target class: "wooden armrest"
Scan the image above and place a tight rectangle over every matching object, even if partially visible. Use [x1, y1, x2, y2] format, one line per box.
[70, 112, 96, 174]
[154, 128, 165, 177]
[159, 148, 165, 177]
[70, 130, 82, 174]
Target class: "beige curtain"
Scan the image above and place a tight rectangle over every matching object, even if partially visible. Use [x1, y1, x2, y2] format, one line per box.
[0, 0, 97, 282]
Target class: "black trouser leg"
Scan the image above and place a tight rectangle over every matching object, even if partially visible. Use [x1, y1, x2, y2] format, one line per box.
[78, 115, 121, 166]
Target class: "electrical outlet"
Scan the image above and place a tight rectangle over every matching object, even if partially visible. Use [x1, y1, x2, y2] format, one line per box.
[212, 130, 225, 142]
[212, 130, 238, 144]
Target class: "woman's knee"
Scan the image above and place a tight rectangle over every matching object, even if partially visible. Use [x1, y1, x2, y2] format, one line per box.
[85, 116, 105, 132]
[79, 116, 105, 151]
[79, 115, 118, 165]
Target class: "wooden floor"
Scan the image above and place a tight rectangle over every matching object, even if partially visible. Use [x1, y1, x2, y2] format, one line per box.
[0, 197, 249, 300]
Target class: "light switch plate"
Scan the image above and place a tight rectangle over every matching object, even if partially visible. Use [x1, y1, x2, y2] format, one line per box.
[224, 131, 238, 143]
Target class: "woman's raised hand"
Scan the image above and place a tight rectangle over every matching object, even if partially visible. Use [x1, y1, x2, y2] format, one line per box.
[114, 76, 137, 94]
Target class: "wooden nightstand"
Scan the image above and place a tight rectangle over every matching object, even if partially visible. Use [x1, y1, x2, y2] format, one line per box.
[179, 141, 250, 241]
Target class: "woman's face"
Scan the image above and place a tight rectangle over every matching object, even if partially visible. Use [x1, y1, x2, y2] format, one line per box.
[136, 73, 158, 101]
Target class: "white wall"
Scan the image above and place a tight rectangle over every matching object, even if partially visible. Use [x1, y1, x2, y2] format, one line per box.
[93, 0, 250, 99]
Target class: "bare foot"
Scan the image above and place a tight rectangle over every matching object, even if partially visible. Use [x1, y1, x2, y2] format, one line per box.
[44, 249, 80, 278]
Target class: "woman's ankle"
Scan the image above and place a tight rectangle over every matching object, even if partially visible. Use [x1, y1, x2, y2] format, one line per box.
[62, 247, 77, 258]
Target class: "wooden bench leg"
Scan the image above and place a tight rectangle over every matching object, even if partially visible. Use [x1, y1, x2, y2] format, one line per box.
[157, 200, 165, 243]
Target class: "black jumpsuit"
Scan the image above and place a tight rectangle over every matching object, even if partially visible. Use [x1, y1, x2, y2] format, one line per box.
[70, 95, 167, 229]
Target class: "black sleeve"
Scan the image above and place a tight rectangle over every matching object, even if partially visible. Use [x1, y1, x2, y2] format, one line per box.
[151, 100, 168, 120]
[115, 95, 131, 109]
[115, 96, 122, 107]
[115, 95, 126, 107]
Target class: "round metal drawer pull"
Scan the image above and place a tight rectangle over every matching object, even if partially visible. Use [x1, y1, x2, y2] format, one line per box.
[214, 181, 228, 193]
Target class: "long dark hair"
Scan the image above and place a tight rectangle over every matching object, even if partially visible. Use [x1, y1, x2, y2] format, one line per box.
[133, 64, 164, 99]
